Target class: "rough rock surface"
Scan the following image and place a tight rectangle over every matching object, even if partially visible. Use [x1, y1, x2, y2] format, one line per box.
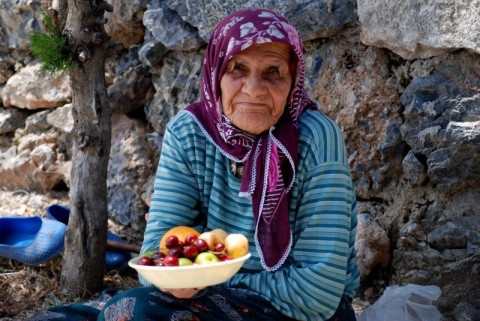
[357, 0, 480, 59]
[1, 63, 71, 110]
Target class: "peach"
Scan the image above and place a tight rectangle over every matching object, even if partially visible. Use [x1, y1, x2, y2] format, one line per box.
[224, 233, 249, 258]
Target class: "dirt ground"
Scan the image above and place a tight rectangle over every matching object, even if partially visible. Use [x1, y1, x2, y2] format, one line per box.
[0, 190, 369, 320]
[0, 190, 140, 320]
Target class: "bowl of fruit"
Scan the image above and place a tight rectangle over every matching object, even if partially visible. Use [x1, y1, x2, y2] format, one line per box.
[128, 226, 251, 289]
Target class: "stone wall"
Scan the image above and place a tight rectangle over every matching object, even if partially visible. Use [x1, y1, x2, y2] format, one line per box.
[1, 1, 479, 319]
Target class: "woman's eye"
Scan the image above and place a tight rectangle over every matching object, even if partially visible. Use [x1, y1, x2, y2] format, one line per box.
[233, 63, 245, 71]
[268, 67, 279, 74]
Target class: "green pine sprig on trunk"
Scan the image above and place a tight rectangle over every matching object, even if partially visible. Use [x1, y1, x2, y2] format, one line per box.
[28, 11, 74, 73]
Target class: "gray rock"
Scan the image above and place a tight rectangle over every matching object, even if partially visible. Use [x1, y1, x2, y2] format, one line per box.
[427, 140, 480, 190]
[116, 45, 142, 75]
[24, 109, 52, 133]
[280, 0, 357, 40]
[107, 114, 157, 236]
[400, 51, 480, 190]
[46, 104, 74, 133]
[0, 106, 29, 135]
[0, 141, 64, 191]
[104, 0, 150, 48]
[108, 65, 154, 114]
[145, 50, 203, 134]
[138, 40, 169, 68]
[358, 0, 480, 59]
[0, 0, 41, 49]
[355, 213, 391, 279]
[164, 0, 357, 42]
[402, 151, 427, 185]
[142, 5, 204, 51]
[0, 49, 16, 85]
[452, 302, 480, 321]
[427, 221, 480, 251]
[1, 63, 71, 109]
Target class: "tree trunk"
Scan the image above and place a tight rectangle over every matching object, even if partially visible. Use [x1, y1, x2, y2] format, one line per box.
[60, 0, 113, 296]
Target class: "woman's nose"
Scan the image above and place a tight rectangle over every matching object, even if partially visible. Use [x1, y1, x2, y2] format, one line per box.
[242, 71, 267, 96]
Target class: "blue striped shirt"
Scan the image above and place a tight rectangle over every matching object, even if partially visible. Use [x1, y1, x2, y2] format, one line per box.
[141, 109, 360, 320]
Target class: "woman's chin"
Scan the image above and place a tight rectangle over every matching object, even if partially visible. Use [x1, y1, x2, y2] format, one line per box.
[239, 124, 270, 135]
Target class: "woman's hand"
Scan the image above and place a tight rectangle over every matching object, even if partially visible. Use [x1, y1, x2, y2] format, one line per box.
[160, 287, 205, 299]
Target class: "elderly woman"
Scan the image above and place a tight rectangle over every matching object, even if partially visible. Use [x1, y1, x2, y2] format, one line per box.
[109, 8, 359, 321]
[29, 8, 359, 321]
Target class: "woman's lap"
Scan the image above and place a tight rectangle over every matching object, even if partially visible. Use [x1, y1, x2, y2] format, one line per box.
[27, 286, 292, 321]
[97, 286, 294, 321]
[27, 286, 356, 321]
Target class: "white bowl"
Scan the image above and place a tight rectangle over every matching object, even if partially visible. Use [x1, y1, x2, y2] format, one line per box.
[128, 253, 251, 289]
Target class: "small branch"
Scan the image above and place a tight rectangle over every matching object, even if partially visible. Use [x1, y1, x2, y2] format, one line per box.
[106, 240, 141, 254]
[0, 271, 25, 277]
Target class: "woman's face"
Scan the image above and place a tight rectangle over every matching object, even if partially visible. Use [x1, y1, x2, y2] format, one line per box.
[220, 42, 294, 135]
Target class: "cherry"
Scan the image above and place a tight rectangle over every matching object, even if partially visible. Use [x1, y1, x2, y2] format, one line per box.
[183, 244, 199, 260]
[137, 256, 154, 266]
[184, 234, 198, 245]
[194, 238, 209, 252]
[165, 235, 180, 249]
[214, 243, 226, 253]
[167, 247, 184, 258]
[154, 259, 165, 266]
[163, 255, 179, 266]
[216, 253, 228, 260]
[151, 251, 165, 260]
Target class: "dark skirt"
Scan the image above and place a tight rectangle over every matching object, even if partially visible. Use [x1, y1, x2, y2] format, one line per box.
[27, 286, 356, 321]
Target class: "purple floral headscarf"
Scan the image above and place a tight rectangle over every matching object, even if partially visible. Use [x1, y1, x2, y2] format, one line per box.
[185, 8, 317, 271]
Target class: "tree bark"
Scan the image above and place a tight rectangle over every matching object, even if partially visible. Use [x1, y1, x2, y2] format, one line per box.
[60, 0, 113, 296]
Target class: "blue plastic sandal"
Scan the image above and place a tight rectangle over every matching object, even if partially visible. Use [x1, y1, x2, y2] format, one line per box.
[47, 204, 131, 271]
[0, 216, 66, 265]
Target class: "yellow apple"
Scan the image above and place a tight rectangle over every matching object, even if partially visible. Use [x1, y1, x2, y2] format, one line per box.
[178, 258, 193, 266]
[194, 252, 221, 264]
[211, 228, 228, 244]
[224, 233, 249, 258]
